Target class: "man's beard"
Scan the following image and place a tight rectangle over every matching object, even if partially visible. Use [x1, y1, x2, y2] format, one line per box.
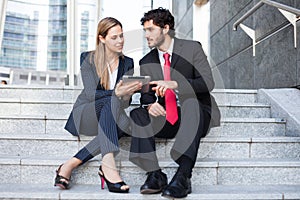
[149, 30, 165, 48]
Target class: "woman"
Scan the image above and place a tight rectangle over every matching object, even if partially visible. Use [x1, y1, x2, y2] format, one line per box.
[54, 17, 141, 193]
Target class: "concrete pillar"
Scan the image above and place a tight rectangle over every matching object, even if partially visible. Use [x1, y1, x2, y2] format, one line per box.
[193, 0, 210, 56]
[67, 0, 78, 86]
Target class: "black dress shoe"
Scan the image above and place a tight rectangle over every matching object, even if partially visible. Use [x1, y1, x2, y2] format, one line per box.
[140, 169, 168, 194]
[161, 172, 192, 199]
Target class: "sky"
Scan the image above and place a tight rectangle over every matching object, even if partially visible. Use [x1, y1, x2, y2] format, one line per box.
[102, 0, 171, 31]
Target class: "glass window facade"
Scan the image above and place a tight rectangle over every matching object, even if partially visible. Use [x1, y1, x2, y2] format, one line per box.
[0, 0, 172, 85]
[47, 0, 67, 71]
[77, 0, 97, 53]
[0, 8, 39, 70]
[0, 0, 97, 74]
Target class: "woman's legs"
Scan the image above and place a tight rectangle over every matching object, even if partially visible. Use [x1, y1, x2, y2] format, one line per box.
[97, 100, 130, 190]
[56, 98, 130, 189]
[56, 102, 100, 182]
[101, 152, 129, 190]
[56, 157, 82, 184]
[56, 137, 103, 185]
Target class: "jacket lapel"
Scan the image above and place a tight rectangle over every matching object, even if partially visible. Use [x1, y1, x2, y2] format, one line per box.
[151, 49, 161, 65]
[116, 56, 125, 82]
[171, 38, 183, 70]
[144, 49, 163, 77]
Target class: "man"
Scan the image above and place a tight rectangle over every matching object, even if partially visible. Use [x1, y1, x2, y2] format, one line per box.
[1, 80, 7, 85]
[129, 8, 220, 199]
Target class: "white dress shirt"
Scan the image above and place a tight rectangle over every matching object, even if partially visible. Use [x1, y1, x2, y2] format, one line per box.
[108, 67, 118, 90]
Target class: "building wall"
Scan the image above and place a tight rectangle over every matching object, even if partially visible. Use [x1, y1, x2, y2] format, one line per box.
[210, 0, 300, 89]
[172, 0, 194, 39]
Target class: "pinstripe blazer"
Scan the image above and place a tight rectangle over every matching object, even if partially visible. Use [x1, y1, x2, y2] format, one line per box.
[65, 51, 134, 136]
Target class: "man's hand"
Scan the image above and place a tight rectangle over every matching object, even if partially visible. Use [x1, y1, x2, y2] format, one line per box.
[148, 102, 166, 117]
[150, 80, 178, 97]
[115, 80, 142, 100]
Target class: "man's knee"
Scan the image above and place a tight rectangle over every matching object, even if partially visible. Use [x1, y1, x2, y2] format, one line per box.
[181, 98, 199, 109]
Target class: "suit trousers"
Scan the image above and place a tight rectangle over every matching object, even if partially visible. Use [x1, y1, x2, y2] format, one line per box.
[74, 96, 130, 164]
[129, 98, 211, 172]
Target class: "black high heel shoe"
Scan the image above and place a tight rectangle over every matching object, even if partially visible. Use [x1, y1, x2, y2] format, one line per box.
[54, 164, 71, 189]
[98, 165, 129, 193]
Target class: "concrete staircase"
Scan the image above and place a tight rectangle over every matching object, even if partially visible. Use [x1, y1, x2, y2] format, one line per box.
[0, 85, 299, 199]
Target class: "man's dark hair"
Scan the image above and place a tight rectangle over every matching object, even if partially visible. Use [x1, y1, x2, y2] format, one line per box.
[141, 7, 175, 38]
[1, 80, 7, 85]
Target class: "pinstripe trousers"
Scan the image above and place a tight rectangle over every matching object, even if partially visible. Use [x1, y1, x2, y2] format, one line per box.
[74, 96, 130, 164]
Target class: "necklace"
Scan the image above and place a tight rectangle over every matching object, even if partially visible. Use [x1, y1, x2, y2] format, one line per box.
[107, 57, 118, 72]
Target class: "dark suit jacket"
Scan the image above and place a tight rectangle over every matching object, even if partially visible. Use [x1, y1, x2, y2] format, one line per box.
[139, 38, 220, 127]
[65, 51, 134, 136]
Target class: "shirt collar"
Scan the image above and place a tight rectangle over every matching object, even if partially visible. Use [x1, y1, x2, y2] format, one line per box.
[157, 38, 174, 65]
[157, 38, 174, 55]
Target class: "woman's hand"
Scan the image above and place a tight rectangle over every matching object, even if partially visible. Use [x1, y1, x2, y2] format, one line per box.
[115, 80, 142, 100]
[150, 80, 178, 97]
[147, 102, 166, 117]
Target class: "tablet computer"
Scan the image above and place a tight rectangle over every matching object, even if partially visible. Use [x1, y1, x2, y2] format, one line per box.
[122, 75, 151, 85]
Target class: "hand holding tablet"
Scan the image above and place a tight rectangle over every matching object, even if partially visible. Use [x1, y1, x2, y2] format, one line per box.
[122, 75, 151, 93]
[122, 75, 151, 85]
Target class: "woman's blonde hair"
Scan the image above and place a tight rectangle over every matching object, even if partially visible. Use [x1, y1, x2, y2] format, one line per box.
[92, 17, 123, 89]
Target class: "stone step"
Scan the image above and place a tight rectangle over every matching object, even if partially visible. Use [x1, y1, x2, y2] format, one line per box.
[0, 183, 299, 200]
[0, 98, 271, 118]
[209, 118, 286, 137]
[1, 86, 297, 199]
[0, 115, 286, 136]
[0, 85, 81, 102]
[1, 156, 300, 186]
[0, 98, 73, 117]
[212, 89, 258, 105]
[0, 86, 258, 104]
[1, 134, 299, 160]
[219, 103, 270, 118]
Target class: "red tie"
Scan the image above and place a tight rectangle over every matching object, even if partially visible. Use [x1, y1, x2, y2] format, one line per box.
[163, 53, 178, 125]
